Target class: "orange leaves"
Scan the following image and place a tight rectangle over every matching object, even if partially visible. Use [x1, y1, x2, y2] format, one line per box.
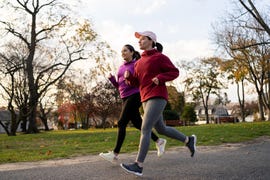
[75, 21, 97, 42]
[39, 144, 52, 156]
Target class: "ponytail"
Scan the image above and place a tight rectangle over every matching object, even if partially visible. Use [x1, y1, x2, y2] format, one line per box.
[133, 51, 141, 60]
[147, 36, 163, 52]
[155, 42, 163, 52]
[150, 39, 163, 52]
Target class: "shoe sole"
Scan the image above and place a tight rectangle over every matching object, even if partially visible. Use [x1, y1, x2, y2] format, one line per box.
[191, 134, 197, 157]
[120, 164, 143, 176]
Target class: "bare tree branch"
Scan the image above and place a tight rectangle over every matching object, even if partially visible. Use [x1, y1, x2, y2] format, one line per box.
[239, 0, 270, 36]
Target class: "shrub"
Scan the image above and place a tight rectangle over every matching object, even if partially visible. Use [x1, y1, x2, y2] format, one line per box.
[163, 110, 179, 120]
[181, 105, 197, 122]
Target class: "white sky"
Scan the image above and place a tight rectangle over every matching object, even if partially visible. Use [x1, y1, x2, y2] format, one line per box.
[77, 0, 231, 62]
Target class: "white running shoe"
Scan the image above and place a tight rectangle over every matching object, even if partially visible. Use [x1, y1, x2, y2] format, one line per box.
[156, 138, 167, 157]
[99, 151, 118, 163]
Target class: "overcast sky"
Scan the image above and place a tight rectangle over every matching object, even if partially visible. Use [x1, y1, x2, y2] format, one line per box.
[73, 0, 241, 101]
[76, 0, 232, 62]
[2, 0, 268, 103]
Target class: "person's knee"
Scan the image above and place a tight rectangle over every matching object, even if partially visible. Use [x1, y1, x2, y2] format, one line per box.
[155, 126, 166, 135]
[131, 118, 142, 129]
[141, 126, 152, 135]
[117, 119, 128, 128]
[133, 123, 141, 130]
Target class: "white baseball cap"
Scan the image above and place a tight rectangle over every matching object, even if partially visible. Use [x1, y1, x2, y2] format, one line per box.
[135, 31, 157, 43]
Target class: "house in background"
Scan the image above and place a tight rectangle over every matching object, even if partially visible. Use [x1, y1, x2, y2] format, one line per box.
[0, 109, 57, 133]
[0, 110, 22, 133]
[195, 105, 239, 124]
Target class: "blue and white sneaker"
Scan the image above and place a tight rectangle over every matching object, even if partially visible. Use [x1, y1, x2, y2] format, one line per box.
[186, 135, 197, 157]
[120, 162, 143, 176]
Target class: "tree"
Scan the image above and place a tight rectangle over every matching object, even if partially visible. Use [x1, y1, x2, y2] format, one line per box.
[164, 86, 185, 123]
[237, 0, 270, 121]
[55, 75, 89, 129]
[0, 43, 27, 135]
[183, 57, 225, 124]
[181, 104, 197, 125]
[92, 81, 121, 129]
[0, 0, 114, 133]
[214, 92, 231, 106]
[37, 88, 55, 131]
[230, 101, 259, 120]
[167, 86, 185, 114]
[217, 57, 248, 122]
[57, 102, 74, 130]
[78, 93, 95, 129]
[238, 0, 270, 46]
[213, 1, 270, 120]
[0, 66, 18, 135]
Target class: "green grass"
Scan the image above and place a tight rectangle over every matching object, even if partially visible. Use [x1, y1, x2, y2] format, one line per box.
[0, 121, 270, 164]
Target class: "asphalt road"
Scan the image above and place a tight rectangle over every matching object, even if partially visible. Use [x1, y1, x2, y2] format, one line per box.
[0, 136, 270, 180]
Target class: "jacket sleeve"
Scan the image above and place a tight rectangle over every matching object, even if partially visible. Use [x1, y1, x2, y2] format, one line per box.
[126, 76, 139, 87]
[156, 55, 179, 84]
[125, 68, 140, 87]
[108, 75, 119, 88]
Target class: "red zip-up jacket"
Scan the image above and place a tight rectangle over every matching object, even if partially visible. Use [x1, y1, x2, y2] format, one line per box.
[127, 49, 179, 102]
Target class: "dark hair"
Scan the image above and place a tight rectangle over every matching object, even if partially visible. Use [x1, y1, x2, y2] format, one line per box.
[155, 42, 163, 52]
[146, 37, 163, 52]
[124, 44, 141, 60]
[133, 51, 141, 60]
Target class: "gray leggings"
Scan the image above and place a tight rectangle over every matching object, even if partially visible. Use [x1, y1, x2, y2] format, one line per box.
[136, 98, 187, 163]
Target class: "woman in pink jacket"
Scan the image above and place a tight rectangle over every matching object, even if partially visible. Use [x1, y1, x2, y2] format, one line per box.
[121, 31, 197, 176]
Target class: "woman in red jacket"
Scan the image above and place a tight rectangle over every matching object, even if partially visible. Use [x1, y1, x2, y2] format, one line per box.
[120, 31, 197, 176]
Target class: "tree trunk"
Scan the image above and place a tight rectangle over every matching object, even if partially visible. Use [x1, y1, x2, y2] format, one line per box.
[204, 94, 210, 124]
[258, 94, 265, 121]
[10, 110, 18, 136]
[267, 109, 270, 121]
[41, 117, 49, 131]
[205, 106, 209, 124]
[21, 117, 27, 132]
[19, 107, 28, 132]
[27, 106, 39, 133]
[266, 68, 270, 121]
[26, 12, 39, 134]
[0, 121, 10, 135]
[237, 80, 246, 122]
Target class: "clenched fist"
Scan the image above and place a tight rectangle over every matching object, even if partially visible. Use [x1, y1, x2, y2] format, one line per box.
[152, 77, 159, 85]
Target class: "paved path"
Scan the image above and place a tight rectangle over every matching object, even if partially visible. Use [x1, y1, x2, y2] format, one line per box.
[0, 136, 270, 180]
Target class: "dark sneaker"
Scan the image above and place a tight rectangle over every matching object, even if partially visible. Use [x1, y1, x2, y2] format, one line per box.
[186, 135, 197, 157]
[120, 162, 143, 176]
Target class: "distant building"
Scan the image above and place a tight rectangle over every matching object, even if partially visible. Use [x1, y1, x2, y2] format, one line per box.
[0, 110, 56, 133]
[195, 105, 238, 124]
[0, 110, 22, 133]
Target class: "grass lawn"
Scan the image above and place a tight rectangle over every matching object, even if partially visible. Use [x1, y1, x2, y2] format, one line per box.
[0, 121, 270, 164]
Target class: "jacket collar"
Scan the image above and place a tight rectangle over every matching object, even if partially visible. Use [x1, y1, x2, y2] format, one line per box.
[124, 58, 136, 65]
[141, 49, 158, 56]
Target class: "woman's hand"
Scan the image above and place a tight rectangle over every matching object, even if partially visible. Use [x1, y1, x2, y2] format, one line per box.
[124, 70, 130, 78]
[124, 71, 130, 84]
[108, 73, 113, 79]
[152, 77, 159, 85]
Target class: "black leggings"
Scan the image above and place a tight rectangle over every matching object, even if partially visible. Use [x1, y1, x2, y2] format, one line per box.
[114, 93, 159, 154]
